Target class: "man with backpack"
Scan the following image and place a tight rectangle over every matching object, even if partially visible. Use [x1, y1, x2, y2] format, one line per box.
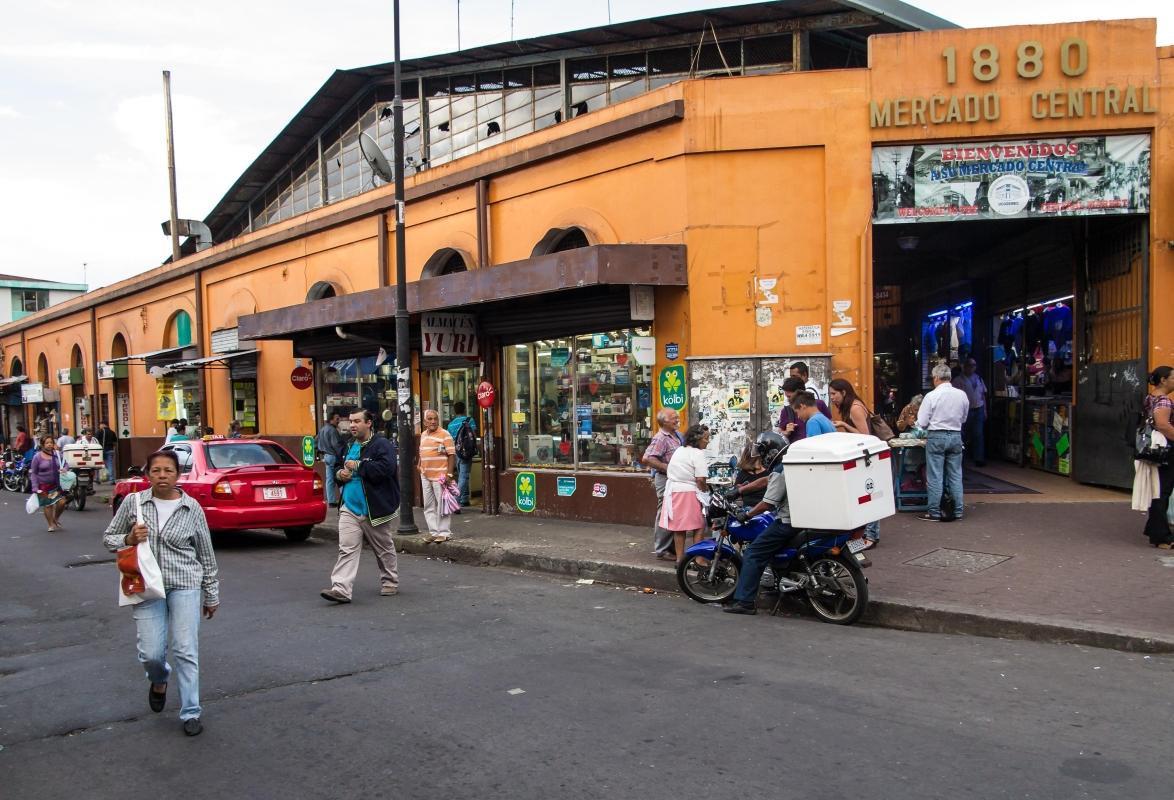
[447, 401, 478, 508]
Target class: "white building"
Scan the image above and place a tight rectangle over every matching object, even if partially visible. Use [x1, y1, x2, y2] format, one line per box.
[0, 274, 88, 325]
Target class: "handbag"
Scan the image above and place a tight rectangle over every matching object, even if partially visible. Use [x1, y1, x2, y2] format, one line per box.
[868, 412, 896, 442]
[1135, 416, 1169, 463]
[117, 494, 165, 606]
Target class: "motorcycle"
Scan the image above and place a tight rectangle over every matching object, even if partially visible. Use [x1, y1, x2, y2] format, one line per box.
[676, 475, 871, 625]
[1, 449, 31, 494]
[63, 467, 96, 511]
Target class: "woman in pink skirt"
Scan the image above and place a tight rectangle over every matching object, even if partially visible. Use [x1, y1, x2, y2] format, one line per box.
[659, 425, 711, 565]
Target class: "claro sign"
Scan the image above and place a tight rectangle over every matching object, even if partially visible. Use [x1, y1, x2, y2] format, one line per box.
[421, 313, 478, 357]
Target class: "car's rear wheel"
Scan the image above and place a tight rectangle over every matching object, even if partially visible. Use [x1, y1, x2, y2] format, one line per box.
[284, 526, 313, 542]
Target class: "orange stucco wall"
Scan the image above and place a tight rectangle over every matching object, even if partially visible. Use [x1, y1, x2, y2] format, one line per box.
[1, 17, 1168, 445]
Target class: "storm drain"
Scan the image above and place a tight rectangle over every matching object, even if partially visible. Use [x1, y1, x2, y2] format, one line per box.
[904, 548, 1011, 574]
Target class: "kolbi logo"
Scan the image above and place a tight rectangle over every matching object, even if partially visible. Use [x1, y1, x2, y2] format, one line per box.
[658, 365, 687, 411]
[515, 472, 536, 513]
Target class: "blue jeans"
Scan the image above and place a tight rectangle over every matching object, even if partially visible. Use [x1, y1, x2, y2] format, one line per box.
[103, 449, 115, 483]
[926, 430, 964, 519]
[733, 519, 798, 605]
[323, 454, 338, 505]
[456, 457, 473, 506]
[965, 407, 986, 464]
[132, 588, 203, 720]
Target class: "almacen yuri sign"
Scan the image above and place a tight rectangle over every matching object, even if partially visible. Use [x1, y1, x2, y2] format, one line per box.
[870, 37, 1157, 129]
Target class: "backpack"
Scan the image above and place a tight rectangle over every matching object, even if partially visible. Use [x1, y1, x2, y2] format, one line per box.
[454, 418, 478, 460]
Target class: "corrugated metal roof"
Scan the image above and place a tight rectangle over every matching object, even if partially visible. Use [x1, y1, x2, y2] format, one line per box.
[198, 0, 956, 248]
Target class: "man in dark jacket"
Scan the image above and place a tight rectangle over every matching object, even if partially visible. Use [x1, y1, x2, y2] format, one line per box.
[320, 409, 401, 603]
[96, 420, 118, 483]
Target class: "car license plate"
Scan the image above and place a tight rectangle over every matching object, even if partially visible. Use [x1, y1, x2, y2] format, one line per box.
[846, 537, 869, 554]
[263, 486, 288, 500]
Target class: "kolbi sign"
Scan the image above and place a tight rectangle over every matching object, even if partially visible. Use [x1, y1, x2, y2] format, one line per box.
[422, 313, 478, 357]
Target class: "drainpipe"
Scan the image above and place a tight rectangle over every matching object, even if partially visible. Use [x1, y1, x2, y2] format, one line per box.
[89, 307, 100, 431]
[194, 271, 208, 429]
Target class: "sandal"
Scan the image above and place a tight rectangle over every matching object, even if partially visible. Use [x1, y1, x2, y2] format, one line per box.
[1157, 542, 1174, 550]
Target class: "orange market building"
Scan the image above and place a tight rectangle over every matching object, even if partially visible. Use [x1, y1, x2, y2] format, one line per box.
[1, 2, 1169, 523]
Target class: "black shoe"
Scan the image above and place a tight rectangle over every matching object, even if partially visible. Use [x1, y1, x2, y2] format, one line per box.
[917, 513, 943, 522]
[722, 602, 757, 615]
[183, 718, 203, 737]
[148, 683, 167, 713]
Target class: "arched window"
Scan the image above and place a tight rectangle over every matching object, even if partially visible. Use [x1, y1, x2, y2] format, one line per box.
[36, 353, 49, 384]
[71, 344, 84, 370]
[306, 282, 339, 301]
[10, 357, 23, 377]
[531, 226, 591, 257]
[111, 333, 128, 361]
[164, 311, 193, 348]
[421, 248, 472, 278]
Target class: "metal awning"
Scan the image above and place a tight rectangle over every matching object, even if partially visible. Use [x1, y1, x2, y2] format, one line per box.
[108, 345, 190, 364]
[0, 375, 28, 387]
[164, 351, 257, 370]
[239, 244, 686, 354]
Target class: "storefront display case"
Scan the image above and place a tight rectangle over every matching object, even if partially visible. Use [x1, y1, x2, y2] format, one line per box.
[919, 302, 973, 389]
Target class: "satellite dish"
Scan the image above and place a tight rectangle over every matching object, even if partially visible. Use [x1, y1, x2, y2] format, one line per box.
[360, 133, 393, 183]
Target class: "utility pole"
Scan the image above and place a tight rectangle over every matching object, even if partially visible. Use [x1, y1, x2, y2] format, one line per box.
[162, 70, 181, 263]
[393, 0, 418, 532]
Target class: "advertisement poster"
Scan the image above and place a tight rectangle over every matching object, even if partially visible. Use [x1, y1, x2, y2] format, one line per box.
[725, 382, 751, 420]
[116, 393, 132, 438]
[515, 472, 536, 513]
[872, 134, 1150, 223]
[155, 381, 175, 420]
[658, 366, 687, 412]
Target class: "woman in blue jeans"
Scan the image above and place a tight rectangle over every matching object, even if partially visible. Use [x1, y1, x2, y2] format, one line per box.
[104, 450, 220, 737]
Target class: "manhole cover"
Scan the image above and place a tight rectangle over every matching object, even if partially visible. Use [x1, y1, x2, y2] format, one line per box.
[904, 548, 1011, 574]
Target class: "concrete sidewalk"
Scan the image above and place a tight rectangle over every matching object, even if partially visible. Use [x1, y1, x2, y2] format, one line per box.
[309, 492, 1174, 654]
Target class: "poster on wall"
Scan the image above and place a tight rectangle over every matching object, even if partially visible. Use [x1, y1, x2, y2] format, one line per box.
[872, 134, 1150, 223]
[116, 393, 131, 438]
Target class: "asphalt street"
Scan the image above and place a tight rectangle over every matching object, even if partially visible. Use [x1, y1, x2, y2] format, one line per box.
[1, 501, 1172, 800]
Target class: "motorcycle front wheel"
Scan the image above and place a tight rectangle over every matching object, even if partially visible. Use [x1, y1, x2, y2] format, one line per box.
[803, 555, 868, 625]
[2, 474, 23, 493]
[677, 552, 741, 604]
[71, 490, 87, 511]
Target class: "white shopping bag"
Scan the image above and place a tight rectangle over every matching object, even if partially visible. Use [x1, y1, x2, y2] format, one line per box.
[118, 494, 166, 606]
[25, 493, 39, 514]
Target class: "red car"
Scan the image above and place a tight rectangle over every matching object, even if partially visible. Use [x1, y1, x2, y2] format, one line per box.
[113, 437, 326, 541]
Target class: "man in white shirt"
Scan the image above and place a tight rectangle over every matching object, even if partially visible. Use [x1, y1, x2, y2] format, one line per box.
[788, 361, 822, 403]
[963, 358, 988, 467]
[916, 363, 970, 522]
[56, 428, 75, 449]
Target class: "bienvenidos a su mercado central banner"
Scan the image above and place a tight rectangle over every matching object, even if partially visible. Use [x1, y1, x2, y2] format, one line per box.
[871, 134, 1150, 223]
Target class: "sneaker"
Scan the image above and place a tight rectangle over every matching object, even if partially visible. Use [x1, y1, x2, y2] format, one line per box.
[722, 602, 757, 615]
[319, 588, 351, 603]
[380, 586, 399, 596]
[916, 513, 943, 522]
[182, 718, 203, 737]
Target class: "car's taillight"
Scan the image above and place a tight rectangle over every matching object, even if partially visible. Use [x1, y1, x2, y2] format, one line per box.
[212, 481, 233, 497]
[313, 477, 324, 492]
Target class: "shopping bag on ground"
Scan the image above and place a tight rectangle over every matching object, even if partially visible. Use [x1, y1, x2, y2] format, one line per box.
[25, 493, 39, 514]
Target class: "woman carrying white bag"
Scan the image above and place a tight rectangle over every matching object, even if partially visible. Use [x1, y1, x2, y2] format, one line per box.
[103, 449, 220, 737]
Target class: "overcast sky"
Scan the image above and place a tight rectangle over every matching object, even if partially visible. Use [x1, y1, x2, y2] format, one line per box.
[1, 0, 1169, 290]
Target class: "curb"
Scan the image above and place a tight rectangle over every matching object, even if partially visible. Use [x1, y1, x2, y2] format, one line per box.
[310, 523, 1174, 655]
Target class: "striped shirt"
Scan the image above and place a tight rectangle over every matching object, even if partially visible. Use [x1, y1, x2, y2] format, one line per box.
[103, 489, 220, 607]
[418, 428, 455, 480]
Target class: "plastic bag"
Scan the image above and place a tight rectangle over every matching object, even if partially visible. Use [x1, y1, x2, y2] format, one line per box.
[25, 493, 39, 514]
[117, 493, 165, 606]
[1168, 492, 1174, 526]
[59, 471, 77, 491]
[439, 478, 461, 516]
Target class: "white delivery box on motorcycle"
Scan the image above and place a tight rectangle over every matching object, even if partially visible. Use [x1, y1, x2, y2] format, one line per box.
[61, 442, 105, 470]
[781, 432, 895, 530]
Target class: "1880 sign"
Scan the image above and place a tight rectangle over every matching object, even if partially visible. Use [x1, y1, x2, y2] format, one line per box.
[422, 313, 478, 357]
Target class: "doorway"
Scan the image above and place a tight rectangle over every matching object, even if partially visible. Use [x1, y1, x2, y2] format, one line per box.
[429, 365, 482, 501]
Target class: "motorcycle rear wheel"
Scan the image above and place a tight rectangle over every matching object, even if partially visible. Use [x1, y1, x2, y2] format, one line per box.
[803, 555, 868, 625]
[2, 474, 23, 493]
[72, 491, 87, 511]
[677, 552, 741, 604]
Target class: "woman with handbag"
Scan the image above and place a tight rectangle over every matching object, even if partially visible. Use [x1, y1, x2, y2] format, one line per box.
[659, 425, 712, 567]
[828, 378, 886, 548]
[1142, 366, 1174, 548]
[29, 435, 67, 532]
[103, 450, 220, 737]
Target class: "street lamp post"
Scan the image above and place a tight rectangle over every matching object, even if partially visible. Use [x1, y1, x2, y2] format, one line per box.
[393, 0, 418, 532]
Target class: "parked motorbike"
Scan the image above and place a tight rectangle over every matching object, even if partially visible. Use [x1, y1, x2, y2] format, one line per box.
[1, 448, 31, 494]
[63, 467, 96, 511]
[676, 477, 871, 625]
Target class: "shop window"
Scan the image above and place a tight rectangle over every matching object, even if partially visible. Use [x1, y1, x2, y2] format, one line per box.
[505, 328, 652, 471]
[232, 380, 258, 433]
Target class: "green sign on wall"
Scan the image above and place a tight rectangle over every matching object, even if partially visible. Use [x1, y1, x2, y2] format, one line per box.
[658, 365, 687, 412]
[516, 472, 536, 513]
[301, 436, 316, 467]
